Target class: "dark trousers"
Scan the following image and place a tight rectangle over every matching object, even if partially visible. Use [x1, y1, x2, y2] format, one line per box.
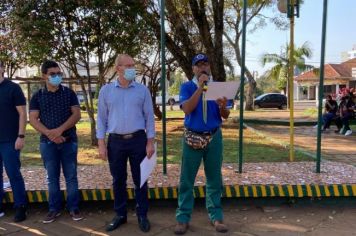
[107, 131, 148, 218]
[0, 142, 27, 208]
[335, 113, 352, 131]
[322, 112, 336, 129]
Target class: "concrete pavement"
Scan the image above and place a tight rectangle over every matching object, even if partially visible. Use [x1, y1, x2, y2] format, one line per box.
[1, 199, 356, 236]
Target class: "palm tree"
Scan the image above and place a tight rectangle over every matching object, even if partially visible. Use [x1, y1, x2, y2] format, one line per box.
[261, 41, 314, 95]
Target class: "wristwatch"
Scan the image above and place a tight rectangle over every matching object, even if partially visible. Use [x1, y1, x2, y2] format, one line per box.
[18, 134, 25, 139]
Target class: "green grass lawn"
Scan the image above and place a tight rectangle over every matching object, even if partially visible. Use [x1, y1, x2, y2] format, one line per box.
[21, 111, 312, 167]
[155, 119, 310, 164]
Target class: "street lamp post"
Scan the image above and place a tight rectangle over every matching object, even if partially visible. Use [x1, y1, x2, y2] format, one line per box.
[278, 0, 300, 162]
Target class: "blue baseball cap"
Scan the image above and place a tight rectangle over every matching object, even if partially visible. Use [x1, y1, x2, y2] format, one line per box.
[192, 53, 209, 66]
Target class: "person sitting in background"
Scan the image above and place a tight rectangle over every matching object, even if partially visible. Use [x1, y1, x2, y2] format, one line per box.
[335, 93, 355, 136]
[322, 95, 338, 131]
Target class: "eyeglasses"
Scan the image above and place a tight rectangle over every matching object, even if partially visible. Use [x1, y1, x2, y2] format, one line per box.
[118, 64, 135, 68]
[48, 72, 63, 76]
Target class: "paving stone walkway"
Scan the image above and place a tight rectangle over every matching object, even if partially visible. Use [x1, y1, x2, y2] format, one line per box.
[248, 124, 356, 166]
[3, 161, 356, 192]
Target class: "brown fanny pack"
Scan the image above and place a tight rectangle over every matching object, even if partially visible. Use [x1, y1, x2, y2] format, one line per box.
[183, 128, 216, 149]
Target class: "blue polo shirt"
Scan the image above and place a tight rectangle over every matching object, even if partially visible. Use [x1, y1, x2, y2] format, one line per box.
[179, 81, 222, 132]
[29, 85, 79, 143]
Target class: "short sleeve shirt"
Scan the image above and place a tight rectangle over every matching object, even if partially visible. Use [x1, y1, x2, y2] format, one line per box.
[179, 80, 222, 132]
[0, 79, 26, 142]
[29, 85, 79, 142]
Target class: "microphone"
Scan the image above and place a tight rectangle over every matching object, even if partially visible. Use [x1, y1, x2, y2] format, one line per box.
[200, 71, 209, 92]
[203, 81, 208, 92]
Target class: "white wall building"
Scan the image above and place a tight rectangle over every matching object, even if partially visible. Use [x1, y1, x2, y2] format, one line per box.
[341, 44, 356, 62]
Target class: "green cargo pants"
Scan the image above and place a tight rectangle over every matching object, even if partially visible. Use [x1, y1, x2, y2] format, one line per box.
[176, 129, 224, 223]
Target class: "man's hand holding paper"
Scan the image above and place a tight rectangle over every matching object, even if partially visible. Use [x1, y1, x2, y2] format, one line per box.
[140, 143, 157, 188]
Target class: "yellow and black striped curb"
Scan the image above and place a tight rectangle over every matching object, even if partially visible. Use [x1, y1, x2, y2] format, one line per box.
[3, 184, 356, 203]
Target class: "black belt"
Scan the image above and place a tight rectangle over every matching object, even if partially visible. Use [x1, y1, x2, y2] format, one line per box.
[109, 130, 145, 140]
[187, 127, 218, 135]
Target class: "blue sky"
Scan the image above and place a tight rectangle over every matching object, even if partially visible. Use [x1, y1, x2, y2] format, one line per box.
[244, 0, 356, 76]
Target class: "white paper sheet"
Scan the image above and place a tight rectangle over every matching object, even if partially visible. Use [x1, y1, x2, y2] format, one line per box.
[140, 143, 157, 188]
[205, 81, 240, 100]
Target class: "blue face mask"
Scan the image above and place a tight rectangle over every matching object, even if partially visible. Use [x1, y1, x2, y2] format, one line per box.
[124, 68, 136, 81]
[48, 75, 62, 86]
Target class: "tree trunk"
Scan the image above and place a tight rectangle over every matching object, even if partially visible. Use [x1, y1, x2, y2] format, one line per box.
[245, 80, 256, 111]
[123, 0, 225, 81]
[88, 111, 98, 146]
[154, 105, 162, 120]
[189, 0, 225, 81]
[234, 46, 257, 111]
[76, 72, 98, 146]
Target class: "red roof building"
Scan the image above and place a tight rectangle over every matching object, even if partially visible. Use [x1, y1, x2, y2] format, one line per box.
[294, 59, 356, 100]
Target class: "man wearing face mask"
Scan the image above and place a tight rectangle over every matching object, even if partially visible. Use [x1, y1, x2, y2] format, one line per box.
[29, 60, 82, 223]
[174, 53, 230, 235]
[0, 61, 28, 222]
[97, 54, 155, 233]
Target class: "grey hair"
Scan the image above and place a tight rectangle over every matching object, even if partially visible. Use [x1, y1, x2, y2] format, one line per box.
[114, 54, 133, 68]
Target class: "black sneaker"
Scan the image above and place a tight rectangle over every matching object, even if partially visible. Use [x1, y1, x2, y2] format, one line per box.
[70, 209, 84, 221]
[43, 211, 61, 224]
[14, 205, 27, 222]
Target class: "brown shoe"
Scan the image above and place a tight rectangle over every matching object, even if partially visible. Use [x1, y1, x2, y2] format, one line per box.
[212, 220, 228, 233]
[174, 222, 189, 235]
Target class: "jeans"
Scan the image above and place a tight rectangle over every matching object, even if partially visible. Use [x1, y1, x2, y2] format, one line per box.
[107, 131, 148, 218]
[0, 142, 27, 208]
[322, 112, 336, 129]
[40, 141, 79, 212]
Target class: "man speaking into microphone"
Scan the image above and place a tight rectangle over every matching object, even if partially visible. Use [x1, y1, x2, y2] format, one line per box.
[174, 53, 230, 235]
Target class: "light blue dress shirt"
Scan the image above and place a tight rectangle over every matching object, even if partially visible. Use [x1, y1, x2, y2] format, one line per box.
[96, 80, 155, 139]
